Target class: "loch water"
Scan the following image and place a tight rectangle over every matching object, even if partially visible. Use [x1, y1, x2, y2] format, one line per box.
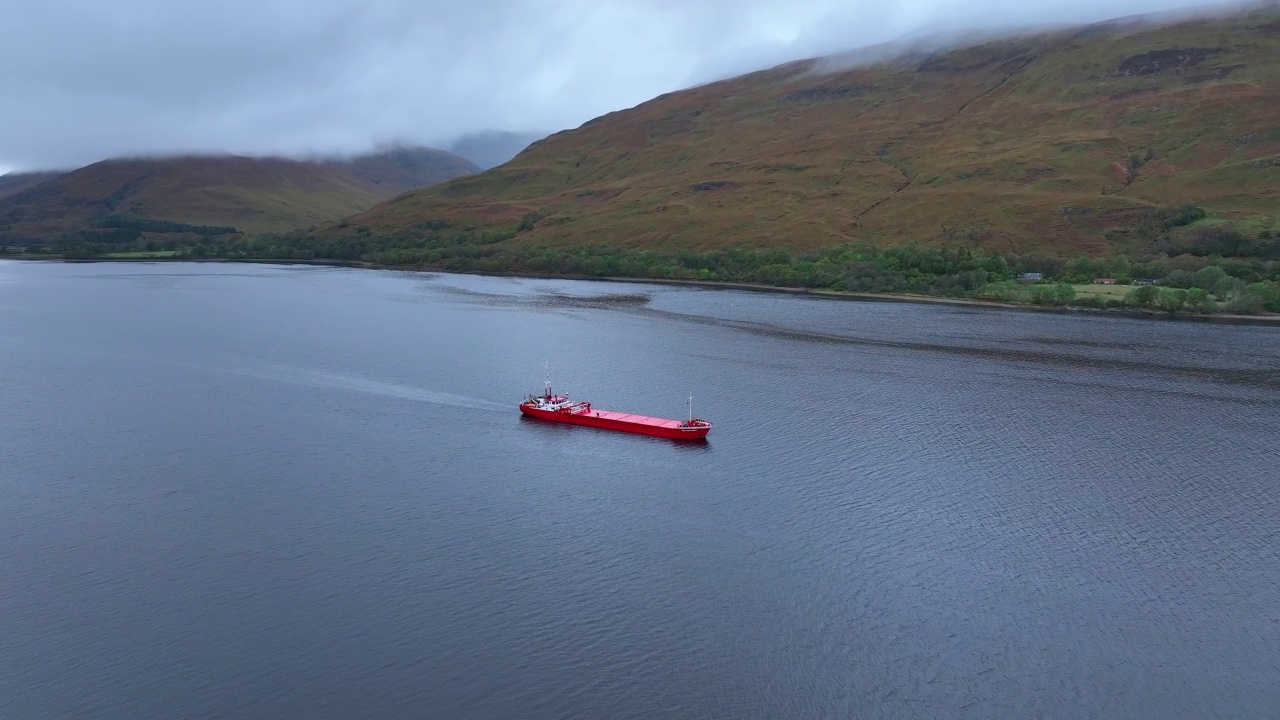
[2, 260, 1278, 719]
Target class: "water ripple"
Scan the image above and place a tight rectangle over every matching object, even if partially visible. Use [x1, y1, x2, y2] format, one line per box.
[0, 262, 1276, 720]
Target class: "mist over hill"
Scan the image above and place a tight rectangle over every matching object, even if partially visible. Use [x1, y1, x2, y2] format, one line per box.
[447, 131, 550, 169]
[322, 145, 480, 193]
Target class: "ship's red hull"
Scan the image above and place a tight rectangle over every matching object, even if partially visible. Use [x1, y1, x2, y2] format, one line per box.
[520, 403, 711, 440]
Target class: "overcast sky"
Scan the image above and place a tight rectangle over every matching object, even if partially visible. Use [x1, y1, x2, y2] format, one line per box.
[0, 0, 1245, 173]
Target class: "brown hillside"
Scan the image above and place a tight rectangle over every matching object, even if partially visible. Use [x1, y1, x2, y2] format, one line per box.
[331, 7, 1280, 256]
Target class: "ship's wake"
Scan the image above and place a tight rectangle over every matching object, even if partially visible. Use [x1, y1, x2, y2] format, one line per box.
[228, 361, 508, 412]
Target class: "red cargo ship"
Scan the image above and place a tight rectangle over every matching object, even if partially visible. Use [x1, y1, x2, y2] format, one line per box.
[519, 371, 712, 440]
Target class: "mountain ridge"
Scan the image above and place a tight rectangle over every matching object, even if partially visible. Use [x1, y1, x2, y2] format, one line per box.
[0, 146, 478, 242]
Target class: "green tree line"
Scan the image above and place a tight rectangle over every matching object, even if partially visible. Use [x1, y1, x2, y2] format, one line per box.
[91, 214, 238, 237]
[39, 206, 1280, 315]
[204, 229, 1280, 314]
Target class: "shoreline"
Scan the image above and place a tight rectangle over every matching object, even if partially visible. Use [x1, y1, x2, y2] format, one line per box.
[5, 254, 1279, 326]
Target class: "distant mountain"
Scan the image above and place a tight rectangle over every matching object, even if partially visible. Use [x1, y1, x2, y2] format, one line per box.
[0, 171, 63, 200]
[327, 7, 1280, 258]
[324, 145, 479, 193]
[0, 146, 478, 243]
[447, 131, 548, 169]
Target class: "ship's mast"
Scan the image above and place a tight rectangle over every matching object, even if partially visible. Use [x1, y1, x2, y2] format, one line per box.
[543, 360, 552, 398]
[688, 393, 693, 423]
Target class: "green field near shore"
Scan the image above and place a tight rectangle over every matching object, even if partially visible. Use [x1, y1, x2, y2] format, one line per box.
[1069, 284, 1133, 301]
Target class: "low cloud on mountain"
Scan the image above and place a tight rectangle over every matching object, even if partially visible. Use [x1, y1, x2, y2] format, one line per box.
[0, 0, 1248, 172]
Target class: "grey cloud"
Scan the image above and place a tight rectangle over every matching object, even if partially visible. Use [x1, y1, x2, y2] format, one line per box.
[0, 0, 1246, 172]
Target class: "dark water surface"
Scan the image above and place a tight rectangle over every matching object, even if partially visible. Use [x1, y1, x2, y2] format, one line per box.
[2, 260, 1278, 719]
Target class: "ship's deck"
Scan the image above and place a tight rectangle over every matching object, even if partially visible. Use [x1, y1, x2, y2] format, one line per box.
[579, 409, 685, 429]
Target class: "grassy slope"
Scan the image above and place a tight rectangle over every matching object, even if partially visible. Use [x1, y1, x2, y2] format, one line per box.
[331, 8, 1280, 256]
